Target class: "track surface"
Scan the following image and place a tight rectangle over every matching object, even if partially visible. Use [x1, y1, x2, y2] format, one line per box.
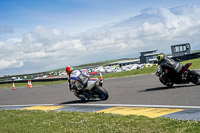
[1, 73, 200, 121]
[0, 74, 200, 106]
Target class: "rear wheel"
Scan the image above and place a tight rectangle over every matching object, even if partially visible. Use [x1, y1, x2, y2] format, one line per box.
[189, 71, 200, 85]
[95, 86, 109, 100]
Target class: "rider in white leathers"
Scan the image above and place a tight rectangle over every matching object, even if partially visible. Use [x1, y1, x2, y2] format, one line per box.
[66, 65, 89, 93]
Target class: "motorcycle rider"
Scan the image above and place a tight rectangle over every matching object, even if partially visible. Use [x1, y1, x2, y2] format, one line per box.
[157, 53, 183, 81]
[66, 65, 90, 93]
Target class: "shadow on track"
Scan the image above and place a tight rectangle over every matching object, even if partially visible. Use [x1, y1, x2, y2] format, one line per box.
[139, 84, 196, 92]
[59, 99, 101, 105]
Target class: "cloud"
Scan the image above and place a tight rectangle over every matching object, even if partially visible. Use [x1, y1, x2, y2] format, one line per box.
[1, 4, 200, 76]
[0, 59, 24, 70]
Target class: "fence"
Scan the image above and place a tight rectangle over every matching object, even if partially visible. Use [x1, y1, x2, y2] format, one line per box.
[0, 77, 68, 84]
[172, 52, 200, 62]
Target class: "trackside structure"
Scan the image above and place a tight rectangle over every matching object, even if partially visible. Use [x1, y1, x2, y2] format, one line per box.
[140, 50, 158, 64]
[171, 43, 200, 61]
[171, 43, 191, 57]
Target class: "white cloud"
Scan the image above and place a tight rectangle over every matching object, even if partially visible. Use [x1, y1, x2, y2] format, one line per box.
[1, 3, 200, 76]
[0, 59, 24, 70]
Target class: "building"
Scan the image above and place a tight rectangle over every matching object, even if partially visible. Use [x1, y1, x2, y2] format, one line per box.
[171, 43, 191, 57]
[140, 50, 158, 64]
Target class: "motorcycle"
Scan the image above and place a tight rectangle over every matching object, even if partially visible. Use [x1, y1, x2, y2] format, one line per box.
[156, 63, 200, 87]
[69, 72, 109, 101]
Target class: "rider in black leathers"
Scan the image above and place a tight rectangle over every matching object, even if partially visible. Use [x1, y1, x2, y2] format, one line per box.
[157, 53, 183, 82]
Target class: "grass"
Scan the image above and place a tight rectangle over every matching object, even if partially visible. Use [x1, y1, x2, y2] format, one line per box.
[182, 58, 200, 69]
[0, 110, 200, 133]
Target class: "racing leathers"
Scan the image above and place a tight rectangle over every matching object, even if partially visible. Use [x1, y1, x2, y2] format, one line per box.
[68, 69, 90, 92]
[158, 56, 183, 81]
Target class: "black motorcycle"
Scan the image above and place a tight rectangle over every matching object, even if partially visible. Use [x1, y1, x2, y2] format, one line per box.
[156, 63, 200, 87]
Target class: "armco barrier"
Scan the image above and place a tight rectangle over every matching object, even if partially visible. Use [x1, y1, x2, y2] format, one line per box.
[172, 52, 200, 62]
[0, 78, 68, 84]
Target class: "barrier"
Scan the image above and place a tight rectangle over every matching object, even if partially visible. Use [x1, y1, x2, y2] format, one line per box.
[0, 78, 68, 84]
[172, 52, 200, 62]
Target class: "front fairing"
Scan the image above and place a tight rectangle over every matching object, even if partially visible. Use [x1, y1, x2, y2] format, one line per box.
[84, 78, 98, 90]
[70, 70, 81, 81]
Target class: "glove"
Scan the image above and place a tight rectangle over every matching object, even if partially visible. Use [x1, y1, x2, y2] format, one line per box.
[70, 84, 76, 92]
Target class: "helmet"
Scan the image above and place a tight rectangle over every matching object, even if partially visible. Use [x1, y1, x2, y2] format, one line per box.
[66, 65, 74, 75]
[157, 53, 165, 63]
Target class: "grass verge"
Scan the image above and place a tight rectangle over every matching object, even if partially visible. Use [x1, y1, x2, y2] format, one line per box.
[0, 110, 200, 133]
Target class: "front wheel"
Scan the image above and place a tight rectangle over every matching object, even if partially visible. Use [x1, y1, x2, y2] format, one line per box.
[159, 78, 174, 87]
[74, 92, 87, 101]
[189, 71, 200, 85]
[94, 86, 109, 100]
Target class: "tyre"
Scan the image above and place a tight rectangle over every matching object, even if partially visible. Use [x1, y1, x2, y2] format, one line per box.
[159, 78, 174, 87]
[95, 86, 109, 100]
[74, 92, 87, 101]
[189, 71, 200, 85]
[166, 82, 174, 88]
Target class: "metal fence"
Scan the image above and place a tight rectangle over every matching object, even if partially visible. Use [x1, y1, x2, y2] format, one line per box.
[172, 52, 200, 62]
[0, 77, 68, 84]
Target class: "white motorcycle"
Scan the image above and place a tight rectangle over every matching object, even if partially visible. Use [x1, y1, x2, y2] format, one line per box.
[69, 71, 109, 101]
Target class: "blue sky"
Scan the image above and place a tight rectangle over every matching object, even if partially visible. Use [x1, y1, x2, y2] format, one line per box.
[0, 0, 200, 76]
[1, 0, 197, 39]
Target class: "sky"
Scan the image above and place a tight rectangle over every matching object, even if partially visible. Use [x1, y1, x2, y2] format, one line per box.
[0, 0, 200, 76]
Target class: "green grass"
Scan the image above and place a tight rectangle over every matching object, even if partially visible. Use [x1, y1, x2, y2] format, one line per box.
[182, 58, 200, 69]
[0, 110, 200, 133]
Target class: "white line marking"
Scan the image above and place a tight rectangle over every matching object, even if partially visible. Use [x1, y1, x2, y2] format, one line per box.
[58, 104, 200, 109]
[1, 104, 200, 109]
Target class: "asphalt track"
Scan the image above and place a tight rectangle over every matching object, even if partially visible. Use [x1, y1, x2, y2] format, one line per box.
[1, 73, 200, 121]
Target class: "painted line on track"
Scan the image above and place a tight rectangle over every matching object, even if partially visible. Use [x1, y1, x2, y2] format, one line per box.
[0, 104, 55, 108]
[96, 107, 185, 118]
[23, 105, 66, 111]
[2, 104, 200, 109]
[59, 104, 200, 109]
